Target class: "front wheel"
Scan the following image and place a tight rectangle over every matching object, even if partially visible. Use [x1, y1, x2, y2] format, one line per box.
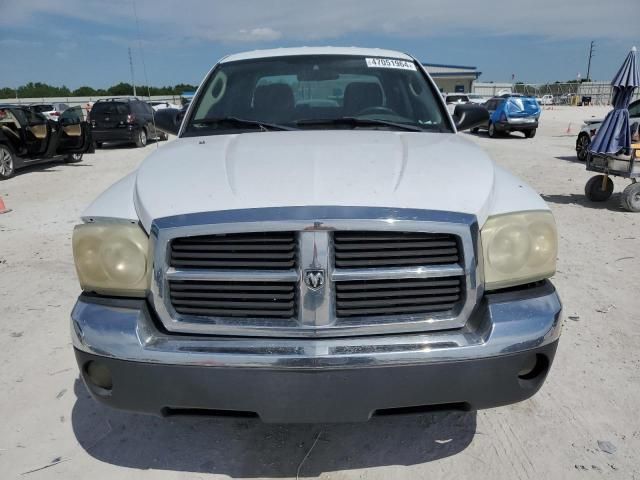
[64, 153, 83, 163]
[135, 129, 147, 148]
[525, 129, 537, 138]
[0, 144, 15, 180]
[576, 133, 590, 161]
[488, 122, 497, 138]
[159, 132, 169, 141]
[621, 182, 640, 212]
[470, 127, 479, 134]
[585, 175, 614, 202]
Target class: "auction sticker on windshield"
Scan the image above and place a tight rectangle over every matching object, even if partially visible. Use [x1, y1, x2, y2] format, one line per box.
[366, 58, 417, 71]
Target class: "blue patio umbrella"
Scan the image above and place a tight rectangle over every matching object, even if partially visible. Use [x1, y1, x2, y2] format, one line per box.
[589, 47, 639, 155]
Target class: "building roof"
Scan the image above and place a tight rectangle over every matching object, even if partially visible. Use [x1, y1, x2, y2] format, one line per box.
[422, 63, 482, 79]
[222, 46, 413, 63]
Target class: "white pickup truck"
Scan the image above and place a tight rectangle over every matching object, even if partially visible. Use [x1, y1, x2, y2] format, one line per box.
[71, 47, 562, 423]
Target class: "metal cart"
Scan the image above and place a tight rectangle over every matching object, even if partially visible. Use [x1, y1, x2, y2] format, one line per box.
[585, 143, 640, 211]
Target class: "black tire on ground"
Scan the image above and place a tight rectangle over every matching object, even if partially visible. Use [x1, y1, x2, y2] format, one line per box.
[576, 133, 590, 161]
[64, 153, 83, 163]
[0, 144, 15, 180]
[620, 182, 640, 212]
[584, 175, 614, 202]
[488, 122, 497, 138]
[95, 141, 103, 148]
[525, 129, 537, 138]
[135, 128, 147, 148]
[470, 127, 479, 134]
[159, 132, 169, 141]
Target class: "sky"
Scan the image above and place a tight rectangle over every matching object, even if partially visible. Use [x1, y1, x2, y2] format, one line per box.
[1, 0, 638, 89]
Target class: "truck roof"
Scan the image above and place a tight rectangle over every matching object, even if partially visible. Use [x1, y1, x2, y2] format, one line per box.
[221, 46, 413, 63]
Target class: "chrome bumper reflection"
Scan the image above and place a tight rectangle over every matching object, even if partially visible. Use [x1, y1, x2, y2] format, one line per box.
[71, 282, 562, 370]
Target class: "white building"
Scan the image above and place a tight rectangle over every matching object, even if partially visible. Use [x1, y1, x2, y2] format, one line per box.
[422, 63, 482, 93]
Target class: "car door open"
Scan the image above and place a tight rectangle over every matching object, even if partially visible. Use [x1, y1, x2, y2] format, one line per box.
[56, 106, 94, 155]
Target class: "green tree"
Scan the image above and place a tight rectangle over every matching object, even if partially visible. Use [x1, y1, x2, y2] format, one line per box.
[107, 82, 134, 96]
[2, 81, 199, 98]
[72, 86, 98, 96]
[0, 87, 16, 98]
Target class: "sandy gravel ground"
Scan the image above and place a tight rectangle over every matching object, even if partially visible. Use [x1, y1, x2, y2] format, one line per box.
[0, 106, 638, 479]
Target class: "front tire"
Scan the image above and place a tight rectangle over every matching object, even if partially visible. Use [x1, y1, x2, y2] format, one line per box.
[525, 129, 537, 138]
[470, 127, 479, 134]
[0, 144, 15, 180]
[585, 175, 614, 202]
[64, 153, 83, 163]
[576, 133, 590, 161]
[488, 122, 497, 138]
[135, 129, 147, 148]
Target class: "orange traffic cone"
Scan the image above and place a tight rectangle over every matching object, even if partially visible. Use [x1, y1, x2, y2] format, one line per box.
[0, 195, 11, 214]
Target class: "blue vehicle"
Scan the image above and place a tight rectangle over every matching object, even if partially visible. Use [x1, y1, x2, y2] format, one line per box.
[473, 94, 541, 138]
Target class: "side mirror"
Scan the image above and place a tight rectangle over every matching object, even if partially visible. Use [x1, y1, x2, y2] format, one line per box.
[154, 108, 185, 136]
[452, 103, 489, 131]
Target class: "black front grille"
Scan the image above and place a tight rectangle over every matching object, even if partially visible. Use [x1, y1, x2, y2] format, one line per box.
[333, 231, 460, 268]
[335, 277, 464, 317]
[170, 232, 296, 269]
[169, 280, 296, 318]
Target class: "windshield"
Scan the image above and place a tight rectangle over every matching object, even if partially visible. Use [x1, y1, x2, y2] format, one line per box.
[505, 97, 541, 117]
[185, 55, 450, 136]
[31, 104, 53, 113]
[91, 102, 129, 115]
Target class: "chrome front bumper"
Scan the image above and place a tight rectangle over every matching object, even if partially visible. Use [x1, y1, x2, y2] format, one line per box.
[71, 281, 562, 422]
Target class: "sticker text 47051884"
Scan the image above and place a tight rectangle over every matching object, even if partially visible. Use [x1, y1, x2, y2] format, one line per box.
[365, 58, 417, 71]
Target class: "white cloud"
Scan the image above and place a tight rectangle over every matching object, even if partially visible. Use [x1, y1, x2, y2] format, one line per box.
[0, 38, 43, 47]
[0, 0, 637, 43]
[227, 27, 282, 42]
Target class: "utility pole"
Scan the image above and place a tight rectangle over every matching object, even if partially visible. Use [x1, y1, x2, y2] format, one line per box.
[128, 47, 137, 97]
[586, 41, 595, 82]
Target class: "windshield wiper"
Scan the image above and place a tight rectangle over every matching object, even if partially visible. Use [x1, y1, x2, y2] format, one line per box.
[191, 116, 295, 131]
[296, 117, 426, 132]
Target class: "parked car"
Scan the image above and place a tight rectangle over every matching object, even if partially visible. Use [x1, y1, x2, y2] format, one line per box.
[444, 93, 470, 114]
[89, 97, 167, 148]
[29, 102, 69, 121]
[576, 98, 640, 161]
[0, 105, 93, 179]
[539, 95, 554, 105]
[148, 100, 182, 111]
[466, 93, 489, 104]
[71, 47, 561, 423]
[473, 94, 541, 138]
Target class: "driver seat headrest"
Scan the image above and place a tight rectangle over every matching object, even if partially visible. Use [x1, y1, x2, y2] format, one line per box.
[252, 84, 295, 120]
[343, 82, 383, 116]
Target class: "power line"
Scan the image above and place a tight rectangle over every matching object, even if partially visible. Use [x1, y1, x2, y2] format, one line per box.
[131, 0, 158, 147]
[132, 0, 151, 100]
[128, 47, 137, 96]
[586, 41, 595, 81]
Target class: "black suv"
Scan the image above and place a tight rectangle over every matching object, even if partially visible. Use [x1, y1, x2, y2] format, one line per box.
[90, 98, 167, 148]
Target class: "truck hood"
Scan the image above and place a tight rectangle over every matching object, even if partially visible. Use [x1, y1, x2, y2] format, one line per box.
[134, 131, 497, 231]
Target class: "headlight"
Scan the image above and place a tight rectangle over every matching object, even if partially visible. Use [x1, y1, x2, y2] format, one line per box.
[481, 211, 557, 291]
[72, 223, 151, 297]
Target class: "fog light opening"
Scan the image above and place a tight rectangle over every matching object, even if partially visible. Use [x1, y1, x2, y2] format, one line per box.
[85, 361, 113, 392]
[518, 354, 549, 381]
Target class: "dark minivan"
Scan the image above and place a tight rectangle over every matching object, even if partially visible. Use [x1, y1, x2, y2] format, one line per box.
[90, 98, 167, 148]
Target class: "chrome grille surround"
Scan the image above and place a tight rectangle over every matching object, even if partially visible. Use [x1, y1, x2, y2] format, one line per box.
[150, 206, 482, 338]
